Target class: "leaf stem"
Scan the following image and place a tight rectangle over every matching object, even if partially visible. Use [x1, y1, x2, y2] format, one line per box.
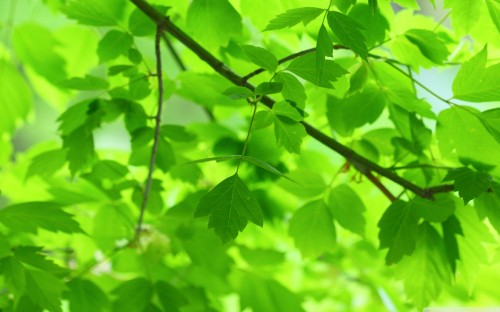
[236, 103, 258, 172]
[135, 26, 165, 239]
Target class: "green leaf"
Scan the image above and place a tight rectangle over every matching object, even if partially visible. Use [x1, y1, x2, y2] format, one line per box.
[161, 125, 197, 142]
[443, 167, 491, 204]
[254, 82, 283, 96]
[0, 202, 83, 234]
[179, 155, 240, 166]
[480, 108, 500, 144]
[384, 86, 435, 118]
[59, 75, 109, 90]
[316, 25, 333, 80]
[264, 7, 324, 31]
[342, 84, 386, 128]
[272, 101, 303, 121]
[348, 63, 368, 93]
[404, 29, 449, 64]
[61, 0, 124, 26]
[25, 269, 66, 312]
[378, 200, 419, 265]
[410, 194, 456, 222]
[63, 126, 96, 175]
[289, 200, 336, 257]
[441, 215, 463, 274]
[194, 173, 263, 243]
[97, 30, 133, 63]
[486, 0, 500, 33]
[155, 281, 188, 312]
[128, 8, 156, 37]
[287, 53, 348, 88]
[242, 45, 278, 72]
[112, 278, 153, 312]
[186, 0, 242, 49]
[274, 72, 307, 107]
[223, 86, 253, 100]
[242, 155, 292, 181]
[444, 0, 481, 34]
[452, 47, 500, 102]
[253, 110, 274, 130]
[328, 184, 366, 236]
[348, 3, 389, 47]
[128, 48, 143, 64]
[1, 257, 25, 295]
[368, 0, 378, 13]
[437, 107, 500, 168]
[66, 279, 109, 312]
[396, 222, 452, 310]
[156, 137, 176, 172]
[327, 11, 368, 60]
[14, 246, 68, 277]
[0, 60, 32, 136]
[474, 183, 500, 235]
[12, 23, 66, 83]
[274, 116, 307, 153]
[277, 169, 327, 198]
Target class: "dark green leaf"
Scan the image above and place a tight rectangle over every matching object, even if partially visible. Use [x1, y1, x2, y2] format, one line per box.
[474, 184, 500, 235]
[272, 101, 303, 121]
[274, 115, 307, 153]
[59, 75, 109, 90]
[25, 269, 66, 312]
[63, 126, 96, 175]
[161, 125, 197, 142]
[128, 8, 156, 37]
[443, 167, 491, 204]
[254, 82, 283, 96]
[327, 11, 368, 60]
[253, 110, 274, 130]
[289, 200, 336, 257]
[287, 53, 348, 88]
[316, 25, 333, 80]
[242, 45, 278, 72]
[486, 0, 500, 33]
[66, 279, 109, 312]
[348, 3, 389, 47]
[112, 278, 153, 312]
[274, 72, 307, 107]
[348, 63, 369, 93]
[442, 215, 463, 274]
[155, 281, 188, 312]
[264, 7, 324, 31]
[480, 108, 500, 144]
[242, 155, 292, 181]
[194, 173, 263, 242]
[97, 30, 133, 63]
[156, 138, 176, 172]
[411, 194, 456, 222]
[378, 200, 419, 264]
[0, 202, 83, 234]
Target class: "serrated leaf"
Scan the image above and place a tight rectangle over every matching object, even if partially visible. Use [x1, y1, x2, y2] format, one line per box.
[63, 126, 96, 175]
[14, 246, 68, 277]
[289, 200, 336, 257]
[405, 29, 449, 64]
[327, 11, 368, 60]
[66, 279, 109, 312]
[274, 115, 307, 154]
[443, 167, 491, 204]
[161, 125, 197, 142]
[378, 200, 419, 265]
[277, 169, 327, 198]
[128, 8, 156, 37]
[223, 86, 253, 100]
[194, 173, 263, 242]
[179, 155, 240, 166]
[242, 155, 292, 181]
[441, 215, 463, 274]
[242, 45, 278, 72]
[474, 184, 500, 235]
[444, 0, 481, 34]
[274, 72, 307, 107]
[396, 222, 452, 309]
[272, 101, 303, 121]
[479, 108, 500, 144]
[254, 82, 283, 96]
[155, 281, 188, 312]
[328, 184, 366, 236]
[287, 53, 348, 88]
[26, 269, 66, 312]
[59, 75, 109, 90]
[1, 257, 25, 295]
[26, 149, 66, 179]
[97, 30, 133, 63]
[112, 278, 153, 312]
[452, 47, 500, 102]
[61, 0, 124, 26]
[264, 7, 324, 31]
[410, 194, 456, 222]
[0, 202, 83, 234]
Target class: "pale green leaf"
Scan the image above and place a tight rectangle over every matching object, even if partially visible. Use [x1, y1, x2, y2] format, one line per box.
[59, 75, 109, 90]
[396, 223, 452, 310]
[479, 108, 500, 144]
[194, 173, 263, 243]
[486, 0, 500, 33]
[452, 47, 500, 102]
[474, 183, 500, 235]
[223, 86, 253, 100]
[277, 169, 327, 198]
[0, 202, 83, 234]
[264, 7, 324, 31]
[289, 200, 336, 257]
[444, 0, 481, 34]
[62, 0, 124, 26]
[378, 200, 419, 265]
[328, 184, 366, 236]
[327, 11, 368, 60]
[242, 45, 278, 72]
[405, 29, 449, 64]
[348, 3, 390, 47]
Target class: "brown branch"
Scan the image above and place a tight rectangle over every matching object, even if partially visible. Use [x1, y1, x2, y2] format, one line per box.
[363, 171, 396, 202]
[129, 0, 457, 200]
[135, 26, 165, 238]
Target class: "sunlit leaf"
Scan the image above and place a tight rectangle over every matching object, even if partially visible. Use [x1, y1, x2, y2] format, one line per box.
[264, 7, 324, 31]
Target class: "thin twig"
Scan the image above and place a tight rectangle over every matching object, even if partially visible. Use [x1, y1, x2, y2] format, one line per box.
[129, 0, 458, 200]
[389, 164, 455, 171]
[236, 103, 258, 172]
[363, 171, 396, 202]
[135, 26, 165, 238]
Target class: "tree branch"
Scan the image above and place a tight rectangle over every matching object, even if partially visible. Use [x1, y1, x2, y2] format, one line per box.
[129, 0, 456, 200]
[135, 26, 165, 238]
